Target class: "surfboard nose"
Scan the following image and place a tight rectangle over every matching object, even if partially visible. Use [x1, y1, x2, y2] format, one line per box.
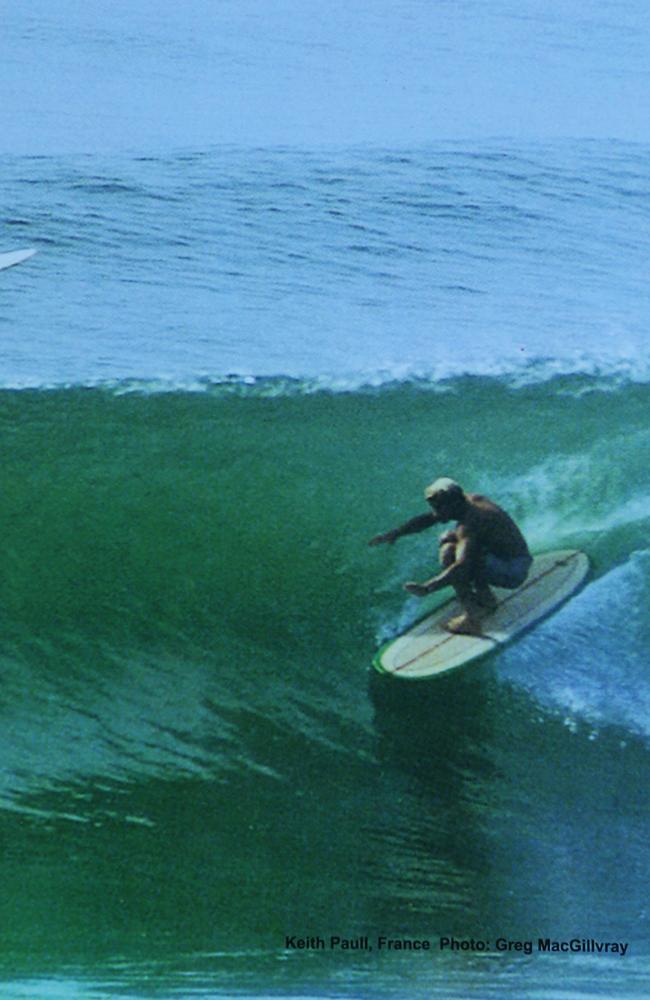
[0, 248, 38, 272]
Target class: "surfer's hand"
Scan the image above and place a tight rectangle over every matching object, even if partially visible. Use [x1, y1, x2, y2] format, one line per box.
[369, 531, 396, 546]
[403, 581, 429, 597]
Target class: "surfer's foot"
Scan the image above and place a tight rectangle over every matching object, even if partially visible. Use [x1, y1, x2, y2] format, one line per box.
[444, 613, 483, 636]
[474, 585, 498, 610]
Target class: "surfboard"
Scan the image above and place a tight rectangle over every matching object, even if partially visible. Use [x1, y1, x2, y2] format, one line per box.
[373, 549, 589, 680]
[0, 248, 37, 272]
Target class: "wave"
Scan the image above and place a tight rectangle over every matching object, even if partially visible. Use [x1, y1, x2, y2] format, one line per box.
[0, 374, 649, 815]
[497, 552, 650, 739]
[2, 373, 648, 640]
[4, 355, 650, 395]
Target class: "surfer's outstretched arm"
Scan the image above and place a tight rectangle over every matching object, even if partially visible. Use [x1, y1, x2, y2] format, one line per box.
[369, 511, 437, 546]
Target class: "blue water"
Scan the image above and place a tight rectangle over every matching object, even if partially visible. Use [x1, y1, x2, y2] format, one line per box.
[4, 140, 650, 388]
[1, 3, 650, 999]
[3, 0, 650, 152]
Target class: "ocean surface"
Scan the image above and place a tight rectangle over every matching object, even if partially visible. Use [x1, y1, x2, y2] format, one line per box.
[2, 4, 650, 999]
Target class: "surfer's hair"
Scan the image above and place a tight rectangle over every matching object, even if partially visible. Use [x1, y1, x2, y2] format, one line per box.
[424, 477, 463, 502]
[424, 477, 466, 518]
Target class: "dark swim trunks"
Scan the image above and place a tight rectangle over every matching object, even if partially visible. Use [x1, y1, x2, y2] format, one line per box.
[484, 552, 532, 589]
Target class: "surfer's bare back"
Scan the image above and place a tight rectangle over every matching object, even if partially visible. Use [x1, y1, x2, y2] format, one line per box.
[369, 477, 532, 635]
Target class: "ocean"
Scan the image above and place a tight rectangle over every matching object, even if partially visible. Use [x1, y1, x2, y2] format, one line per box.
[2, 4, 650, 999]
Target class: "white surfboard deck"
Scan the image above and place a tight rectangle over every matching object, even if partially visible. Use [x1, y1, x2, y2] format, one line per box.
[0, 248, 37, 272]
[373, 549, 589, 680]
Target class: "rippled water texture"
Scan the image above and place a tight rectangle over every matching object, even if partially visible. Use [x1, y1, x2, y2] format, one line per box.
[1, 1, 650, 997]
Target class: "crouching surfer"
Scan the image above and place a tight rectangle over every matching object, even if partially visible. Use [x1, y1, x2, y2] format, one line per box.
[369, 477, 532, 636]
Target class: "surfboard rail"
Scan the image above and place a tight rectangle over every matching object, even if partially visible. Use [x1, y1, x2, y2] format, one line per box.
[373, 549, 590, 680]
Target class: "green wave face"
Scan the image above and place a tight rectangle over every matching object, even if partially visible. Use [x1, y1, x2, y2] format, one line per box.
[2, 376, 648, 649]
[1, 375, 650, 993]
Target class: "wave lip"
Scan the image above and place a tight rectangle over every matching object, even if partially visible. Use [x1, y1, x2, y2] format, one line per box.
[2, 351, 650, 396]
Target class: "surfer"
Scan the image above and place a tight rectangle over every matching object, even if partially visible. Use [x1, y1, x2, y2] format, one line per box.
[369, 477, 532, 635]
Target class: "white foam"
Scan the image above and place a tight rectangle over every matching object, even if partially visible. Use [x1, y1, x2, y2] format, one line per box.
[3, 352, 650, 394]
[498, 552, 650, 738]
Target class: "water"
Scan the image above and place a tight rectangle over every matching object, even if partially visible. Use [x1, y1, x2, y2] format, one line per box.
[3, 142, 650, 387]
[1, 3, 650, 999]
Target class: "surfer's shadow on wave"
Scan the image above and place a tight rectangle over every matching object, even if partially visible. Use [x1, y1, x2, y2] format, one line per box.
[368, 666, 505, 794]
